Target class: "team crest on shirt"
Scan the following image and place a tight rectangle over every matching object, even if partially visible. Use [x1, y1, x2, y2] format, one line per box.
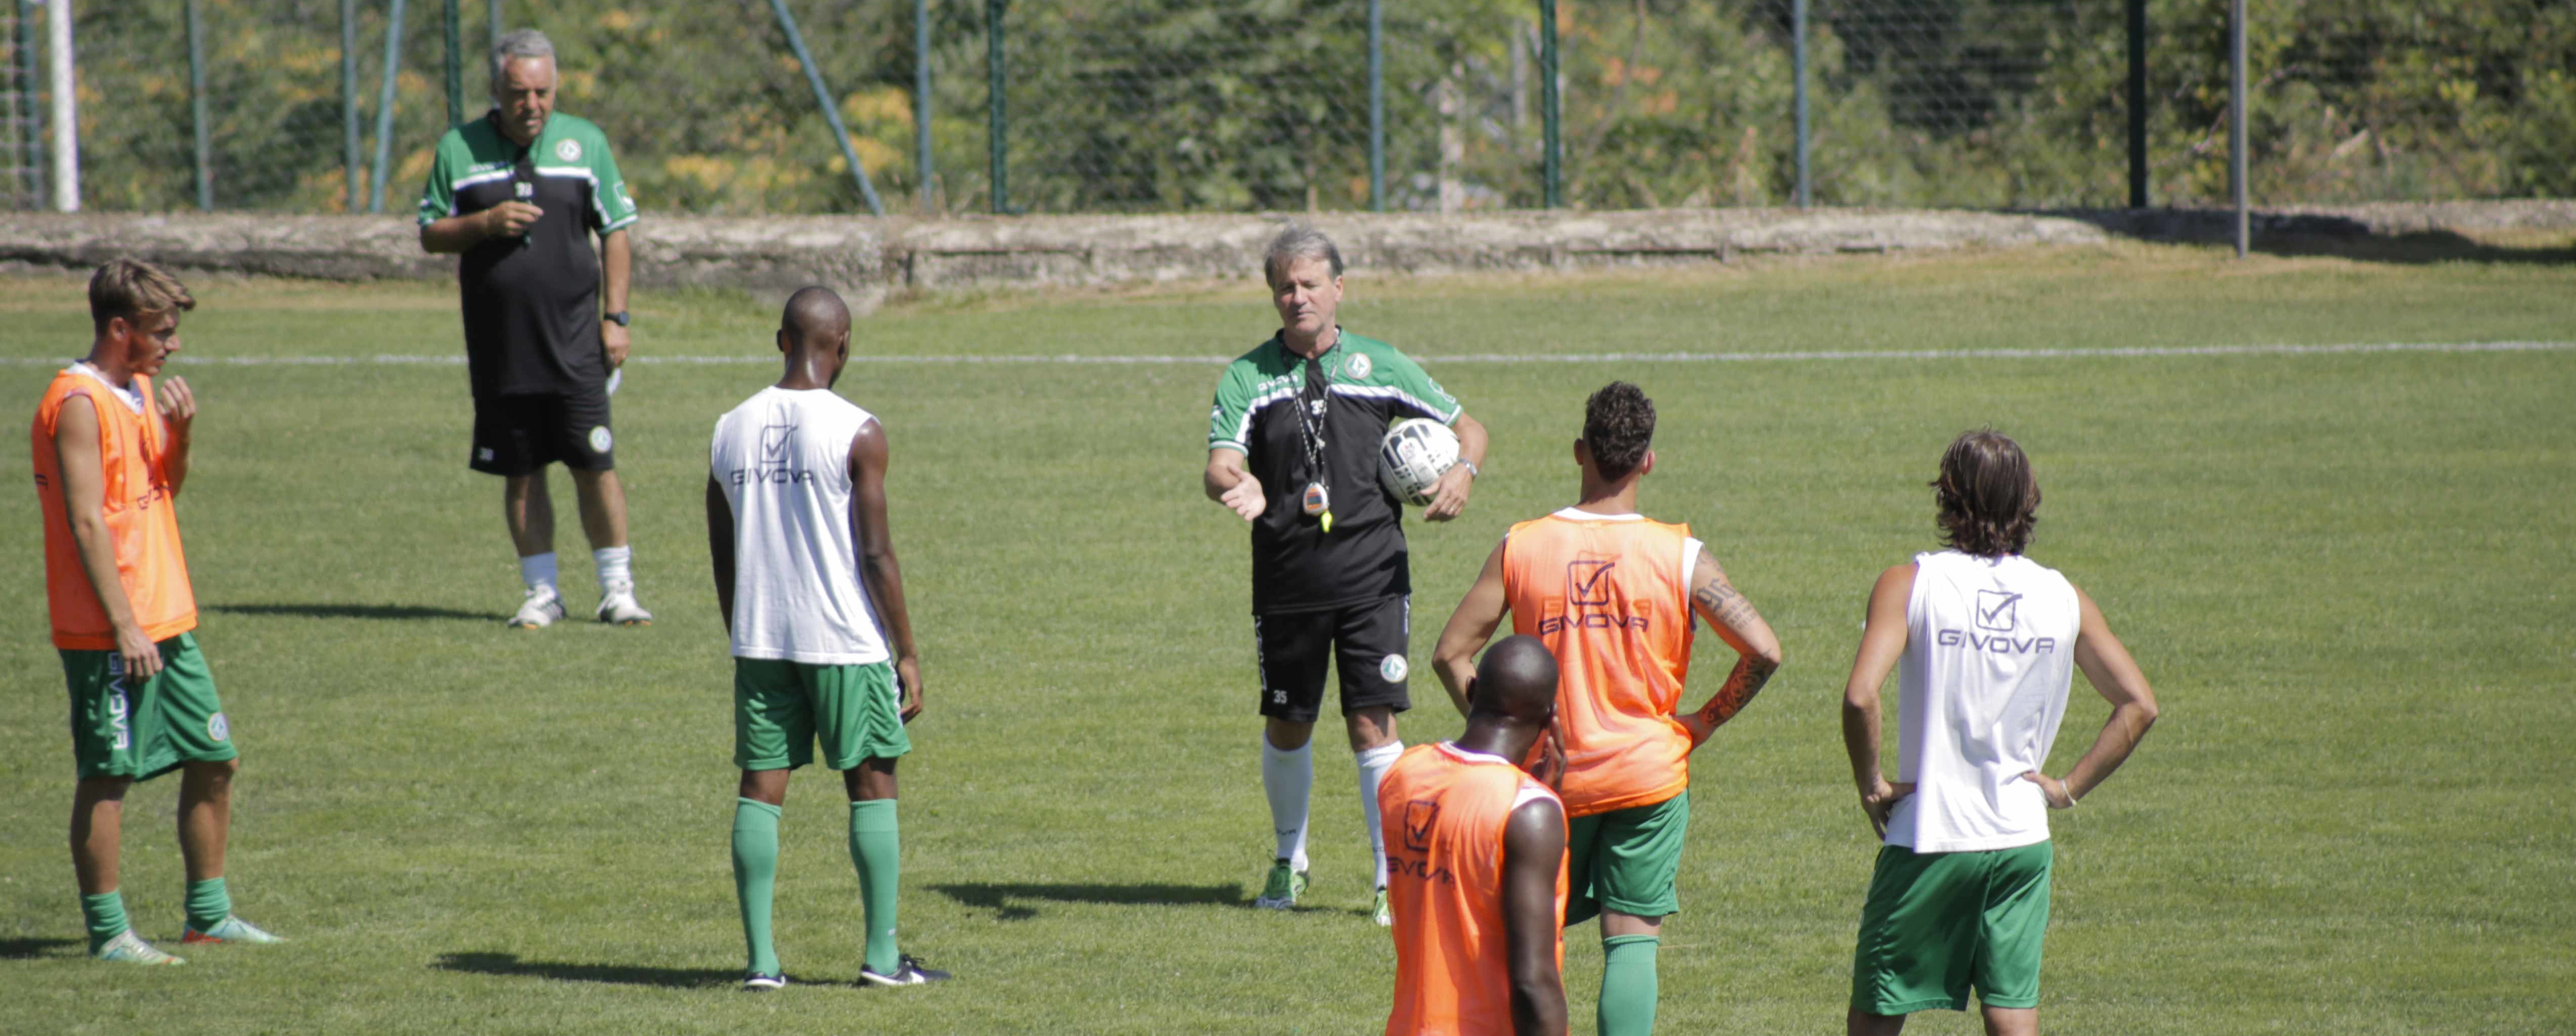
[208, 713, 229, 742]
[1380, 654, 1408, 683]
[555, 138, 582, 162]
[589, 426, 613, 454]
[1344, 352, 1372, 380]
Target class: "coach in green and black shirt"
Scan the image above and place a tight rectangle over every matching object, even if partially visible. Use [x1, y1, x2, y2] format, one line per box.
[418, 28, 651, 631]
[1202, 224, 1489, 922]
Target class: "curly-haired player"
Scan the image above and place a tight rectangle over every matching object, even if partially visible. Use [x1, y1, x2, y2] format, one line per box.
[1839, 429, 2160, 1035]
[1432, 381, 1783, 1036]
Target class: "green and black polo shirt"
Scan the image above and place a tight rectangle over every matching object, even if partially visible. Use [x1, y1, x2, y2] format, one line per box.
[1208, 330, 1463, 615]
[418, 110, 638, 400]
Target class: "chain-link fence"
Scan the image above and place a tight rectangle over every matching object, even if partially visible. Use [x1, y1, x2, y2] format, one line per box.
[3, 0, 2570, 215]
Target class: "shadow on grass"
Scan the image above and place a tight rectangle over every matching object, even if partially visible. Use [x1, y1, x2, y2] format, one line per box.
[929, 882, 1246, 921]
[0, 937, 80, 960]
[432, 951, 746, 989]
[2035, 207, 2576, 266]
[211, 602, 495, 622]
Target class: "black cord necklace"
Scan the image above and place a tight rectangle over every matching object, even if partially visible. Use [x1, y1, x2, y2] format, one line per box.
[1295, 341, 1335, 533]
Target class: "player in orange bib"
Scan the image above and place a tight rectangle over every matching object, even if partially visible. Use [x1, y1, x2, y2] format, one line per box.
[1433, 382, 1783, 1036]
[31, 260, 280, 964]
[1382, 635, 1571, 1036]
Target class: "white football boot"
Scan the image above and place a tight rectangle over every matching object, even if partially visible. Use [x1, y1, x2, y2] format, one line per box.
[509, 584, 566, 629]
[596, 580, 654, 626]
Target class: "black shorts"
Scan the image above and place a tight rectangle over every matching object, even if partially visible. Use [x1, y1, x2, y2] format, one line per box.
[470, 386, 614, 476]
[1253, 594, 1413, 723]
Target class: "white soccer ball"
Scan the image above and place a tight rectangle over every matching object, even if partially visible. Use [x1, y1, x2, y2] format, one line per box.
[1379, 418, 1462, 506]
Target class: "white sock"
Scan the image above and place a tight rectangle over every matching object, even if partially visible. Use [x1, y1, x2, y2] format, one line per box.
[518, 552, 558, 593]
[1261, 732, 1314, 871]
[593, 546, 633, 590]
[1355, 741, 1404, 889]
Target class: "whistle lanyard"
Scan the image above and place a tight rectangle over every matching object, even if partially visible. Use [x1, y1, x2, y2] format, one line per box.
[1295, 347, 1335, 532]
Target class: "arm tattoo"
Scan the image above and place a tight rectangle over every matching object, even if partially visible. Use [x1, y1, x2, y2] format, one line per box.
[1696, 655, 1778, 729]
[1692, 575, 1760, 630]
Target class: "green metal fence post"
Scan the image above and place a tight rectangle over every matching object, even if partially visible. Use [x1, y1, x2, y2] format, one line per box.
[442, 0, 461, 127]
[1367, 0, 1382, 211]
[767, 0, 887, 217]
[188, 0, 211, 210]
[2229, 0, 2246, 256]
[343, 0, 362, 212]
[18, 0, 42, 204]
[1537, 0, 1558, 208]
[2125, 0, 2146, 208]
[1793, 0, 1809, 208]
[487, 0, 501, 48]
[915, 0, 931, 214]
[987, 0, 1006, 214]
[369, 0, 408, 214]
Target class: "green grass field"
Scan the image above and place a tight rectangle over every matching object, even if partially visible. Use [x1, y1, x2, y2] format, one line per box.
[1, 242, 2571, 1035]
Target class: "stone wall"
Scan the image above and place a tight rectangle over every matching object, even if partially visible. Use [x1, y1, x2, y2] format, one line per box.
[3, 201, 2562, 310]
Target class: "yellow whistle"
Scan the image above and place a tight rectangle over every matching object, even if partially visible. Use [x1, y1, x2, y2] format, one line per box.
[1321, 511, 1334, 533]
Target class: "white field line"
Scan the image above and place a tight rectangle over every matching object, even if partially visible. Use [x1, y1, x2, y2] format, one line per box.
[3, 340, 2569, 367]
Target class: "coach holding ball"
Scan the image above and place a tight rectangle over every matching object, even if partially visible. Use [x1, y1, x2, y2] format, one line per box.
[418, 28, 650, 630]
[1203, 224, 1489, 924]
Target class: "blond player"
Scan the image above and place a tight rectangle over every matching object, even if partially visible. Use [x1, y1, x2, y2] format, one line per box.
[1432, 381, 1782, 1036]
[1381, 635, 1569, 1036]
[32, 260, 280, 964]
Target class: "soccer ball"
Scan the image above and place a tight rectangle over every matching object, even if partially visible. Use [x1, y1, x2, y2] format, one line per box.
[1379, 418, 1462, 506]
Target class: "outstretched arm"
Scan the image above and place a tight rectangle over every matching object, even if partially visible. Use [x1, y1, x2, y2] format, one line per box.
[2025, 586, 2160, 807]
[705, 475, 734, 636]
[1204, 447, 1265, 521]
[1676, 547, 1784, 746]
[1841, 564, 1917, 838]
[851, 421, 923, 722]
[1502, 796, 1570, 1036]
[1432, 540, 1512, 717]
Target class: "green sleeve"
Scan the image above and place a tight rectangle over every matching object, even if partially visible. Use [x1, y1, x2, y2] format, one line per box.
[586, 128, 638, 233]
[1208, 362, 1258, 453]
[1375, 350, 1463, 424]
[415, 131, 466, 227]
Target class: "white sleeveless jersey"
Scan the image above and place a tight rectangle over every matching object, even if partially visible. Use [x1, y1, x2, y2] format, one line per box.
[1884, 550, 2080, 853]
[709, 386, 887, 665]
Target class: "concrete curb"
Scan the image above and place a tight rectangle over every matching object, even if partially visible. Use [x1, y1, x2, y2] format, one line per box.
[3, 201, 2561, 308]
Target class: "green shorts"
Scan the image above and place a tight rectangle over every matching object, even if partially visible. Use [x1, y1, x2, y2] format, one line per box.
[1565, 790, 1691, 925]
[733, 658, 911, 771]
[62, 631, 237, 782]
[1850, 840, 2054, 1014]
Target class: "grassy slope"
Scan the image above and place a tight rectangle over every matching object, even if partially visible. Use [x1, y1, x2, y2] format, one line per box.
[0, 243, 2569, 1034]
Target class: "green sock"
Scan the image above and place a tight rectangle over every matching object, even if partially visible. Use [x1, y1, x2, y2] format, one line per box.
[185, 877, 232, 932]
[80, 891, 129, 953]
[731, 798, 783, 976]
[1600, 934, 1661, 1036]
[848, 799, 901, 976]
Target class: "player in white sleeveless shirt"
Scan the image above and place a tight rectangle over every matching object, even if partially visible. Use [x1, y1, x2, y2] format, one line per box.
[705, 287, 947, 991]
[1839, 430, 2159, 1036]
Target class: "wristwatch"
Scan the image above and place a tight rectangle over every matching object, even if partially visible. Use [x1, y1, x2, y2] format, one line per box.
[603, 311, 631, 327]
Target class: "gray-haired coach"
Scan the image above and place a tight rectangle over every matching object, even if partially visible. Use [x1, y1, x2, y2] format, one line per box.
[419, 28, 651, 630]
[1202, 224, 1489, 924]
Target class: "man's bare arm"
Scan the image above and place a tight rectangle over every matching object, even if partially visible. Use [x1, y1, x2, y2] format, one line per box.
[599, 229, 632, 367]
[705, 475, 734, 637]
[1432, 541, 1512, 717]
[55, 396, 162, 680]
[1205, 447, 1266, 521]
[1841, 564, 1917, 837]
[153, 376, 196, 498]
[2026, 586, 2160, 806]
[420, 201, 543, 253]
[1422, 411, 1488, 522]
[851, 421, 923, 721]
[1677, 548, 1784, 745]
[1502, 796, 1571, 1036]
